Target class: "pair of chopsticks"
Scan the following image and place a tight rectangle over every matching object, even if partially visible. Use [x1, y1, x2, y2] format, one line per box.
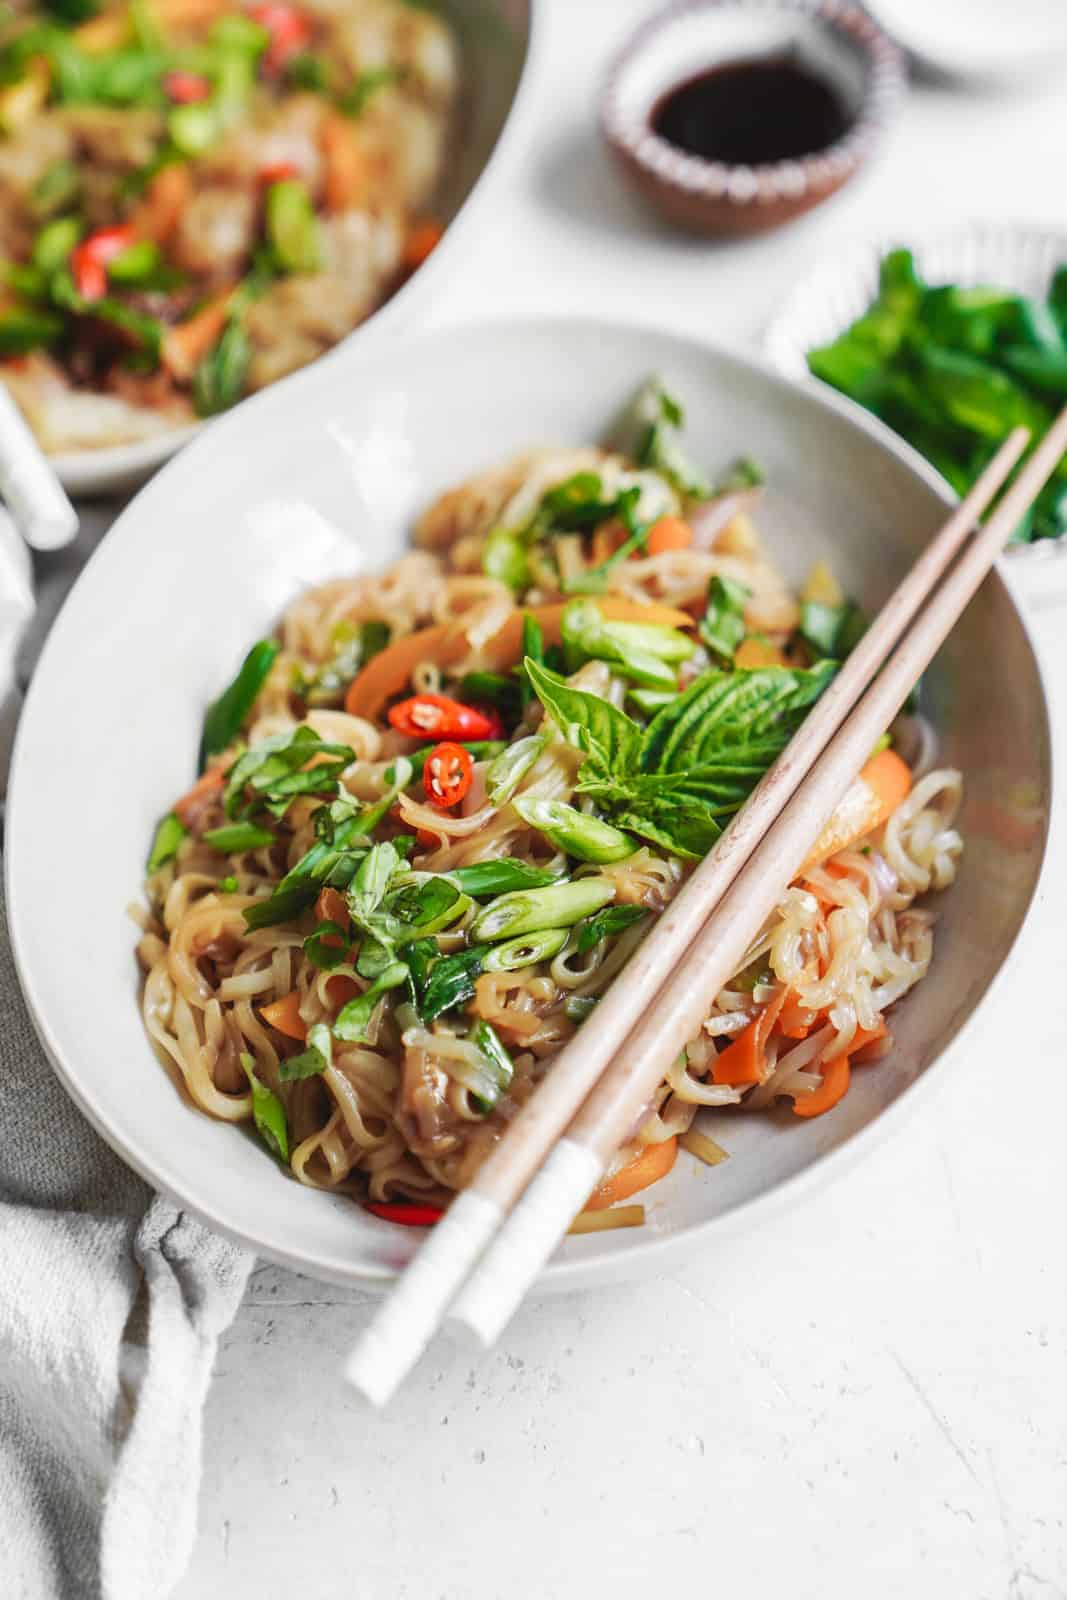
[346, 409, 1067, 1406]
[0, 386, 78, 551]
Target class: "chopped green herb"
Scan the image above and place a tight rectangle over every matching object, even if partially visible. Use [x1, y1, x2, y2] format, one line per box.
[240, 1052, 289, 1161]
[575, 903, 648, 953]
[201, 639, 280, 766]
[278, 1021, 332, 1081]
[202, 821, 275, 853]
[700, 575, 751, 664]
[147, 812, 187, 871]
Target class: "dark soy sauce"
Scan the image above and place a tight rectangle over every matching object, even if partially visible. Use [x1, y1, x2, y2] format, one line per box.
[651, 55, 851, 166]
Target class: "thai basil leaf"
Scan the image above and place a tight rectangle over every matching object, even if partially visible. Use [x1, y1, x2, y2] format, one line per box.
[278, 1022, 332, 1081]
[468, 1019, 514, 1113]
[419, 945, 489, 1021]
[700, 575, 751, 663]
[575, 903, 648, 953]
[333, 960, 408, 1043]
[347, 841, 401, 923]
[524, 658, 642, 775]
[303, 921, 351, 970]
[147, 812, 187, 871]
[240, 1053, 288, 1161]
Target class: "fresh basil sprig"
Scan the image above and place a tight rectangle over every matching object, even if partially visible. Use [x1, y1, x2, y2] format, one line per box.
[278, 1022, 333, 1081]
[526, 655, 837, 860]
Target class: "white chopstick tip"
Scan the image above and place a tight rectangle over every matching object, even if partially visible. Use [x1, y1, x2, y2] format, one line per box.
[448, 1139, 602, 1350]
[0, 386, 78, 551]
[341, 1189, 503, 1406]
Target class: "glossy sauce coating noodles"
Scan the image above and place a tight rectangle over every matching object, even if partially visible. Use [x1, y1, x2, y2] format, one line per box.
[137, 389, 963, 1219]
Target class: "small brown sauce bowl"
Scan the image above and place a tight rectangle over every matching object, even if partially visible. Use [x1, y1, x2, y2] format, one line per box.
[601, 0, 905, 238]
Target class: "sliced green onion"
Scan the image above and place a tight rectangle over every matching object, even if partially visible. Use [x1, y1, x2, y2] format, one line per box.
[200, 639, 280, 766]
[147, 811, 187, 871]
[487, 734, 545, 806]
[512, 796, 634, 864]
[480, 926, 570, 971]
[202, 821, 275, 853]
[470, 877, 615, 943]
[265, 178, 321, 274]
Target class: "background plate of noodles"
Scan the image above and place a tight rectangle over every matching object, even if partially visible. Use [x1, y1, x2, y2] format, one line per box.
[4, 318, 1051, 1288]
[0, 0, 534, 495]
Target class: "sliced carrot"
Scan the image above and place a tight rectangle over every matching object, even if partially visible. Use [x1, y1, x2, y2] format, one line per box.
[848, 1019, 888, 1062]
[800, 748, 912, 875]
[260, 990, 306, 1041]
[778, 995, 818, 1040]
[161, 290, 233, 380]
[712, 987, 787, 1088]
[403, 219, 444, 272]
[735, 636, 786, 669]
[590, 520, 629, 565]
[791, 1020, 888, 1119]
[344, 599, 695, 720]
[321, 112, 364, 214]
[130, 162, 191, 244]
[173, 767, 224, 827]
[792, 1053, 850, 1118]
[586, 1136, 677, 1211]
[646, 516, 693, 555]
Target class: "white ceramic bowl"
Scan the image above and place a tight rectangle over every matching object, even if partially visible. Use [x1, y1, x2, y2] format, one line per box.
[41, 0, 537, 499]
[765, 220, 1067, 564]
[5, 317, 1051, 1290]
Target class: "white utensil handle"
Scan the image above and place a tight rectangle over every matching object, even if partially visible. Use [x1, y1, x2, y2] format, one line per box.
[447, 1139, 602, 1349]
[343, 1188, 502, 1407]
[0, 386, 78, 551]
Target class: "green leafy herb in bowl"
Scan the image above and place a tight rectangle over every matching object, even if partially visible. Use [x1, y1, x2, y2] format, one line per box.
[806, 248, 1067, 544]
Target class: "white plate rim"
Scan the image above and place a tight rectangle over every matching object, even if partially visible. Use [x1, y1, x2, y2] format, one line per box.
[5, 311, 1054, 1289]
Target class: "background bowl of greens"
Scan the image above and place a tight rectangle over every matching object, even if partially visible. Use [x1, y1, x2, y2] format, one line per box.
[5, 316, 1050, 1288]
[765, 222, 1067, 554]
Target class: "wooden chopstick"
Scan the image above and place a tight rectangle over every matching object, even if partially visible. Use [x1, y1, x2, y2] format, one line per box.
[446, 406, 1067, 1349]
[344, 417, 1049, 1405]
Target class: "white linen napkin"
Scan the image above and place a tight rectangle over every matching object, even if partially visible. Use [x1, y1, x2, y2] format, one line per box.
[0, 885, 252, 1600]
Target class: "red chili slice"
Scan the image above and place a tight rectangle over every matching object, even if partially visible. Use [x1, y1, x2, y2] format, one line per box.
[423, 742, 473, 809]
[387, 693, 502, 741]
[365, 1201, 445, 1227]
[248, 1, 312, 73]
[163, 70, 211, 103]
[258, 160, 300, 184]
[70, 224, 137, 303]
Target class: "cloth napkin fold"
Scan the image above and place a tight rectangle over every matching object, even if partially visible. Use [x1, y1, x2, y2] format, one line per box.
[0, 879, 252, 1600]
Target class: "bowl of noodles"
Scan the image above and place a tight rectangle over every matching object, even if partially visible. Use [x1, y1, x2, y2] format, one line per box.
[0, 0, 534, 495]
[5, 317, 1051, 1288]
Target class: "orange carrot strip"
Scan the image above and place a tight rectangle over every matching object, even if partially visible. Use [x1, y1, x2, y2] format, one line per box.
[800, 748, 912, 875]
[791, 1021, 889, 1119]
[321, 113, 363, 214]
[161, 290, 233, 380]
[735, 637, 786, 669]
[792, 1053, 850, 1118]
[260, 991, 306, 1041]
[586, 1136, 677, 1211]
[402, 219, 444, 272]
[712, 987, 787, 1088]
[344, 599, 694, 720]
[646, 516, 693, 555]
[130, 163, 191, 244]
[173, 767, 224, 827]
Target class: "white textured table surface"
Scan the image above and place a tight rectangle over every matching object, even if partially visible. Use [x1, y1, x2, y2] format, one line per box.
[177, 5, 1067, 1596]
